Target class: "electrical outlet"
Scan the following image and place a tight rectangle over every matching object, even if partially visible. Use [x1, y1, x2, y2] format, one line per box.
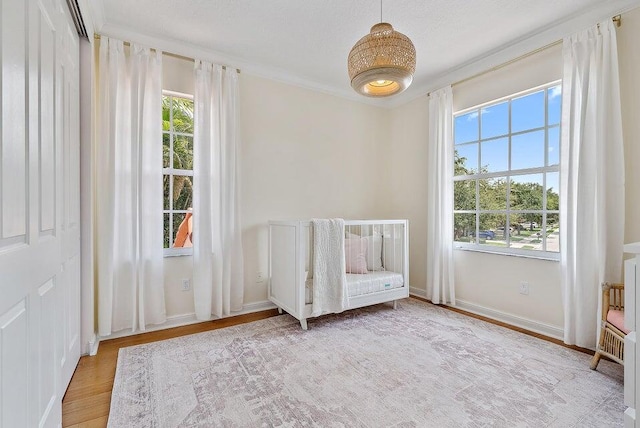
[519, 281, 529, 295]
[182, 278, 191, 291]
[256, 271, 265, 283]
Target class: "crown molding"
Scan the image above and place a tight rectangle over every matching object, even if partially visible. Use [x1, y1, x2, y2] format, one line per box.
[88, 0, 640, 110]
[387, 0, 640, 108]
[96, 22, 391, 109]
[77, 0, 105, 38]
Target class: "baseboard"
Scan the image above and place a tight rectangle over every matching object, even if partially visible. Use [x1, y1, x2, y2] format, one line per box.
[409, 287, 428, 299]
[238, 300, 278, 314]
[98, 300, 278, 342]
[452, 299, 564, 340]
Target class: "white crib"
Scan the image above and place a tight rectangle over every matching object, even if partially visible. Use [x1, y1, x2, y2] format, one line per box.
[268, 219, 409, 329]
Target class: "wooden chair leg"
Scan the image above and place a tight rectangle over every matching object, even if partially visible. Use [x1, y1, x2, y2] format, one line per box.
[590, 352, 602, 370]
[591, 321, 607, 370]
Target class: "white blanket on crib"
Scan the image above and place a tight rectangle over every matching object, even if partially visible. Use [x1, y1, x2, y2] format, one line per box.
[310, 218, 348, 317]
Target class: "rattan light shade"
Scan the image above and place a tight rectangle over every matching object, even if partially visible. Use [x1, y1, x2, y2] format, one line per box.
[348, 22, 416, 97]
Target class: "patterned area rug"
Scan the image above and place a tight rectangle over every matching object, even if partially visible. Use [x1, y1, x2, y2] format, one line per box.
[108, 299, 624, 427]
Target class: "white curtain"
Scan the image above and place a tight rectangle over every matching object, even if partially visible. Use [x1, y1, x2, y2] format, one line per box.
[193, 61, 244, 320]
[426, 86, 456, 305]
[560, 20, 625, 347]
[96, 37, 165, 336]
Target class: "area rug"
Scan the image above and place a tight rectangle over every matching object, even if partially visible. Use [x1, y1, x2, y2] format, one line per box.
[108, 299, 624, 427]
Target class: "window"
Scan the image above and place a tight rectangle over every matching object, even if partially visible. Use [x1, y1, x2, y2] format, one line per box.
[453, 82, 561, 257]
[163, 91, 194, 256]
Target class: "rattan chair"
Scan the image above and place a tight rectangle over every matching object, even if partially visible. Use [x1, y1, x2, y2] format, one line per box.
[590, 282, 627, 370]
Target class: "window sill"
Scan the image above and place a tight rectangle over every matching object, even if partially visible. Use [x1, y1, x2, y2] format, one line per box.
[163, 248, 193, 258]
[453, 245, 560, 262]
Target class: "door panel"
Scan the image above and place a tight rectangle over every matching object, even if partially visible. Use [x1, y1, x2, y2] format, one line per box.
[58, 0, 81, 392]
[0, 0, 28, 246]
[36, 278, 58, 427]
[0, 0, 80, 426]
[0, 301, 28, 428]
[39, 0, 57, 236]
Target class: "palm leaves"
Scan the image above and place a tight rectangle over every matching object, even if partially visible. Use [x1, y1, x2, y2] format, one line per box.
[163, 95, 194, 248]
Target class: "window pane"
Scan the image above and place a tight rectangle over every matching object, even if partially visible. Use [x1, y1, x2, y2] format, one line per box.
[491, 214, 509, 241]
[479, 213, 507, 248]
[164, 213, 171, 249]
[172, 212, 193, 248]
[454, 180, 476, 210]
[172, 213, 184, 247]
[173, 136, 193, 170]
[454, 213, 475, 243]
[173, 175, 193, 211]
[512, 90, 544, 132]
[172, 98, 194, 133]
[510, 174, 543, 210]
[163, 133, 171, 168]
[548, 126, 559, 166]
[546, 172, 559, 210]
[548, 85, 562, 126]
[481, 101, 508, 139]
[511, 130, 544, 170]
[162, 96, 171, 131]
[163, 175, 171, 210]
[546, 213, 560, 252]
[454, 111, 479, 144]
[454, 144, 478, 174]
[510, 213, 543, 251]
[480, 137, 508, 173]
[479, 178, 507, 210]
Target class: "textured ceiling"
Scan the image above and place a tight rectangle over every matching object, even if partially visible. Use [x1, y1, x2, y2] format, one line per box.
[94, 0, 636, 106]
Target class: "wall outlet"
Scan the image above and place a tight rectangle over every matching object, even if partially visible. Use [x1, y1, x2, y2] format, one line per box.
[519, 281, 530, 295]
[182, 278, 191, 291]
[256, 271, 265, 283]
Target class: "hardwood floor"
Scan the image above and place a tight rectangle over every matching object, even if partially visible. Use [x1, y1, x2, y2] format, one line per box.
[62, 298, 594, 426]
[61, 309, 280, 427]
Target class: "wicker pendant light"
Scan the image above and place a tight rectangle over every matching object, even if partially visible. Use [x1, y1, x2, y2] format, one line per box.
[348, 12, 416, 97]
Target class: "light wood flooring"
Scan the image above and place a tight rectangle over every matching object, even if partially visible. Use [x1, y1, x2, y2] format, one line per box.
[62, 299, 593, 427]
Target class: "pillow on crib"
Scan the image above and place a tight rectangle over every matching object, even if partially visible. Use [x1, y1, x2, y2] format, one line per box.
[347, 232, 383, 271]
[345, 237, 368, 274]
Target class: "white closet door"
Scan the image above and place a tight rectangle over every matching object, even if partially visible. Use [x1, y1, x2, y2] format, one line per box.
[0, 0, 81, 426]
[57, 0, 81, 393]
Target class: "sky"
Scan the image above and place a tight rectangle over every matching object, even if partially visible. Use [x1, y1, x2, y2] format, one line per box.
[454, 85, 561, 193]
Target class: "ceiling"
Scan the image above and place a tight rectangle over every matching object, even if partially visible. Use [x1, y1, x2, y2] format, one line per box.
[92, 0, 638, 107]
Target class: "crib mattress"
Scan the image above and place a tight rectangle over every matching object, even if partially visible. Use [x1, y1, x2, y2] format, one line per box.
[304, 271, 404, 304]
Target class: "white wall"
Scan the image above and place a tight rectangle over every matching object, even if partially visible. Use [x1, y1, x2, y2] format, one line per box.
[160, 56, 388, 316]
[383, 96, 429, 293]
[385, 9, 640, 337]
[618, 7, 640, 246]
[240, 74, 388, 303]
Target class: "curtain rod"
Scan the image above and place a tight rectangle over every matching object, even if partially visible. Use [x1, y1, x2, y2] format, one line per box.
[93, 34, 240, 73]
[431, 14, 621, 94]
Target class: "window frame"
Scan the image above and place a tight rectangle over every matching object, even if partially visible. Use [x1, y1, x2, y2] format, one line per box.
[452, 80, 561, 260]
[163, 90, 194, 257]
